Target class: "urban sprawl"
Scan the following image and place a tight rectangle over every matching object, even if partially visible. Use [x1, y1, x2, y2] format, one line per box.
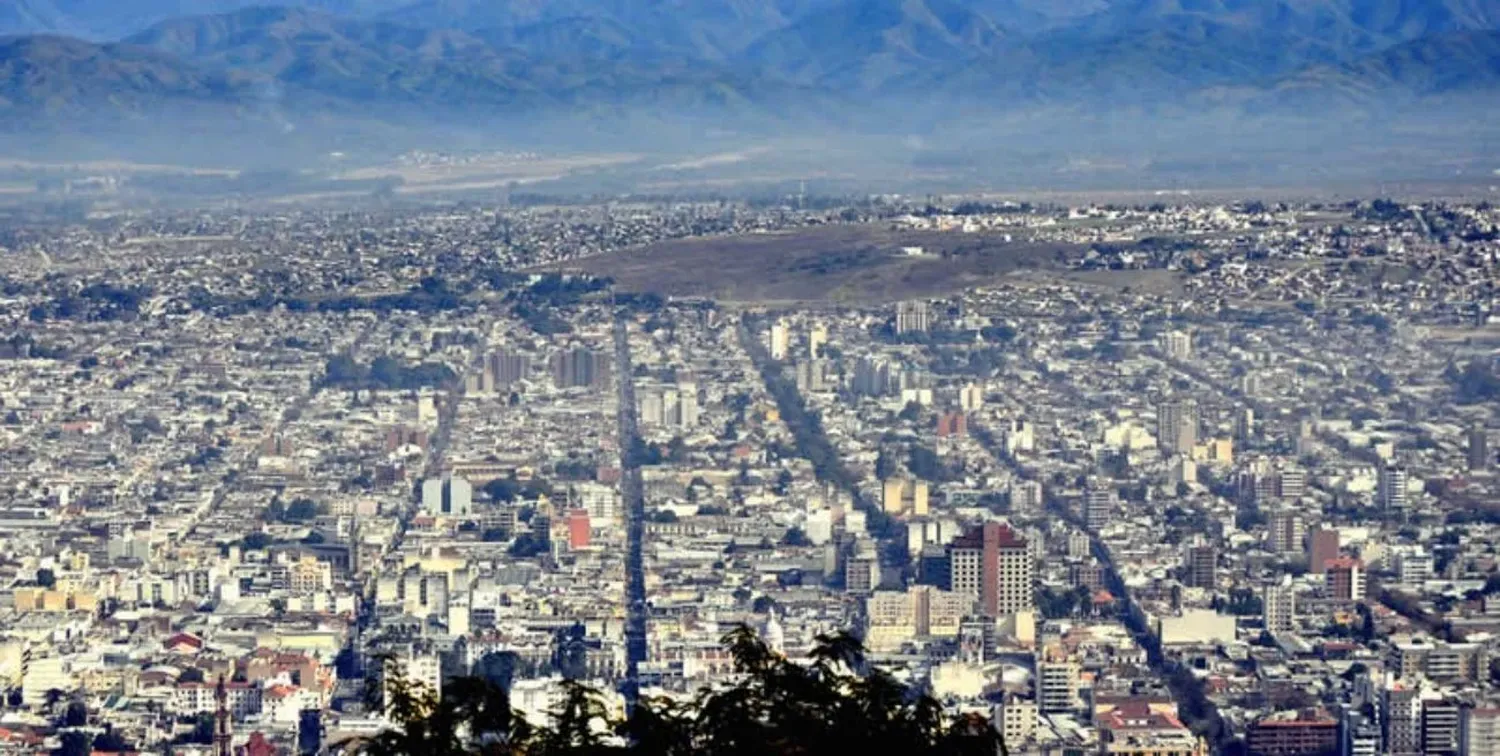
[0, 196, 1498, 755]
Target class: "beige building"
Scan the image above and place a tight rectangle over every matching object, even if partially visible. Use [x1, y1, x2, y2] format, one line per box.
[881, 478, 930, 517]
[289, 555, 332, 595]
[864, 586, 971, 651]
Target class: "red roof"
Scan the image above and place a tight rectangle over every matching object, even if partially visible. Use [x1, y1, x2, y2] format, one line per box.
[164, 633, 204, 650]
[1326, 556, 1363, 570]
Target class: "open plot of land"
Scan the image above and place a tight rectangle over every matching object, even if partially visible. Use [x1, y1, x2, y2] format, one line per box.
[337, 153, 640, 194]
[561, 224, 1085, 304]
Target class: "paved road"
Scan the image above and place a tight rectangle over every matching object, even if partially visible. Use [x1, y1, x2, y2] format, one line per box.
[970, 421, 1240, 753]
[613, 314, 649, 710]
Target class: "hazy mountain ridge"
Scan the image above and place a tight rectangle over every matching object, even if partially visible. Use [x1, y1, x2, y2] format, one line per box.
[1254, 29, 1500, 105]
[0, 0, 1497, 142]
[0, 33, 239, 117]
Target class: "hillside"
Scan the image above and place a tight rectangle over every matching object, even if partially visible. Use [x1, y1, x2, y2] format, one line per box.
[739, 0, 1008, 91]
[0, 34, 238, 118]
[0, 0, 1496, 152]
[1254, 29, 1500, 106]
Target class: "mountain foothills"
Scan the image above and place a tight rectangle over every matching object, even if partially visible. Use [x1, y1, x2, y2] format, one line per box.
[0, 0, 1496, 142]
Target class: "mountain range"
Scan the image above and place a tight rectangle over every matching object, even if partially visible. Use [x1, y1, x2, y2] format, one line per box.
[0, 0, 1497, 155]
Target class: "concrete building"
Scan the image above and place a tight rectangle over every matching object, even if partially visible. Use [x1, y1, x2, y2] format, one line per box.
[1382, 682, 1422, 756]
[949, 522, 1032, 618]
[1422, 699, 1460, 756]
[1378, 464, 1410, 514]
[1157, 398, 1199, 455]
[1264, 580, 1297, 635]
[550, 347, 611, 389]
[863, 585, 971, 651]
[769, 320, 790, 360]
[807, 323, 827, 359]
[1246, 709, 1338, 756]
[1307, 527, 1340, 573]
[1267, 509, 1307, 556]
[895, 300, 931, 334]
[1085, 485, 1116, 531]
[1159, 330, 1192, 360]
[881, 478, 930, 518]
[1461, 707, 1500, 756]
[487, 350, 531, 388]
[1035, 643, 1079, 714]
[1009, 479, 1043, 516]
[1471, 423, 1490, 472]
[958, 383, 984, 413]
[1327, 557, 1367, 602]
[1182, 543, 1216, 589]
[421, 475, 472, 517]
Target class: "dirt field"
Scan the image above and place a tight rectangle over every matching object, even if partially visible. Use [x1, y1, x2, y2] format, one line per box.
[560, 224, 1085, 304]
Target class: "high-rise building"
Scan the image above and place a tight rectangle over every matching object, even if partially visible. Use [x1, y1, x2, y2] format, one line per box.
[550, 348, 611, 390]
[936, 411, 968, 439]
[1379, 465, 1410, 513]
[895, 301, 932, 334]
[421, 475, 472, 517]
[638, 390, 665, 426]
[851, 357, 893, 397]
[769, 320, 791, 360]
[384, 655, 442, 717]
[1344, 711, 1381, 756]
[1169, 455, 1197, 487]
[863, 585, 972, 651]
[1267, 510, 1306, 555]
[845, 549, 880, 594]
[1003, 419, 1035, 454]
[675, 383, 700, 427]
[1234, 407, 1256, 441]
[1084, 486, 1115, 532]
[881, 478, 930, 518]
[1182, 544, 1216, 589]
[572, 482, 620, 526]
[1307, 527, 1340, 573]
[948, 522, 1033, 617]
[565, 509, 590, 551]
[1277, 465, 1308, 500]
[1422, 699, 1461, 756]
[1157, 398, 1199, 454]
[1471, 424, 1490, 472]
[1326, 557, 1367, 602]
[1035, 644, 1079, 714]
[808, 324, 828, 359]
[1263, 581, 1297, 634]
[1397, 550, 1433, 589]
[1383, 683, 1423, 756]
[488, 350, 531, 388]
[795, 360, 829, 393]
[1159, 330, 1192, 360]
[385, 425, 429, 452]
[959, 383, 984, 413]
[1461, 707, 1500, 756]
[1009, 480, 1043, 516]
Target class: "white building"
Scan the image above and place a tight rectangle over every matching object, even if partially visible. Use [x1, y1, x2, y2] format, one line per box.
[1462, 707, 1500, 756]
[1264, 580, 1297, 635]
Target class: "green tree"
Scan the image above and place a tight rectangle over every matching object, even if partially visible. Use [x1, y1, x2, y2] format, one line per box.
[361, 625, 1003, 756]
[54, 731, 92, 756]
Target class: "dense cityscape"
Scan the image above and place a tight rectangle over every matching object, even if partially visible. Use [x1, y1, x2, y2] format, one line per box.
[0, 194, 1499, 756]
